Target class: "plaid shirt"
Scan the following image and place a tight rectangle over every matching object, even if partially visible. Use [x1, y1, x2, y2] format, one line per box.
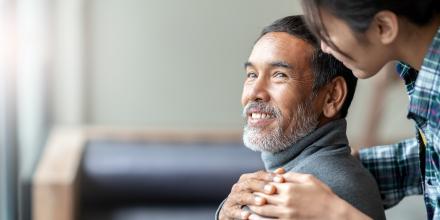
[360, 26, 440, 220]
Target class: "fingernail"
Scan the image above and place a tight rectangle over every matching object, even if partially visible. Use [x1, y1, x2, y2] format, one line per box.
[255, 196, 265, 205]
[241, 210, 251, 219]
[263, 184, 274, 194]
[274, 167, 285, 174]
[248, 214, 257, 220]
[274, 175, 284, 183]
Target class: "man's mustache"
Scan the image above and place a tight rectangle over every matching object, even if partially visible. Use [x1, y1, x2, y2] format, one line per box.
[242, 101, 282, 119]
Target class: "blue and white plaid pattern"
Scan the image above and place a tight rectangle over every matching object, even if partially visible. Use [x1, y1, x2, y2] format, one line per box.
[360, 26, 440, 220]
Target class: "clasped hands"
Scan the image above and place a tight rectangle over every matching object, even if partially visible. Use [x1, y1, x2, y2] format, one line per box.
[219, 168, 350, 220]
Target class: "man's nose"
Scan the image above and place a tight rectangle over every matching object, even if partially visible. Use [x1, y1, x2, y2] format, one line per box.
[249, 78, 270, 102]
[321, 41, 331, 54]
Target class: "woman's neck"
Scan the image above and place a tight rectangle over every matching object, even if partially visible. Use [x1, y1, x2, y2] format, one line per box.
[396, 15, 440, 70]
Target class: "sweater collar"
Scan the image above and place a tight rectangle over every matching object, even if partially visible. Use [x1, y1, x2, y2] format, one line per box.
[261, 118, 349, 171]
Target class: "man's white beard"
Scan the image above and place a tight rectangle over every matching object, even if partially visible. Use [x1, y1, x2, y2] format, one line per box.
[242, 99, 319, 153]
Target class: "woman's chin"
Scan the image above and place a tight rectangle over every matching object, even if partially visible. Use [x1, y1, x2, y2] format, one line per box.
[352, 68, 375, 79]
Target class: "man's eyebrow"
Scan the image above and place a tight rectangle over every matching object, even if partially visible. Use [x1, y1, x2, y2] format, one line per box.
[244, 61, 253, 69]
[270, 61, 293, 69]
[244, 61, 293, 69]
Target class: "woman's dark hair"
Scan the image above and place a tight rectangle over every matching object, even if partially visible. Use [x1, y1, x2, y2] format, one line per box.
[258, 15, 357, 118]
[301, 0, 440, 52]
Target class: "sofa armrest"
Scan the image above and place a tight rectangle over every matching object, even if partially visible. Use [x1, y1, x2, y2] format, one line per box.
[32, 128, 86, 220]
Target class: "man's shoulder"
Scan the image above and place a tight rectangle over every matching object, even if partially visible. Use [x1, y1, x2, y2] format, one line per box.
[290, 148, 371, 184]
[287, 150, 386, 220]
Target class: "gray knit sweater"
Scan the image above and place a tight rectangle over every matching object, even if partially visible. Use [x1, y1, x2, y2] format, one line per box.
[216, 119, 386, 220]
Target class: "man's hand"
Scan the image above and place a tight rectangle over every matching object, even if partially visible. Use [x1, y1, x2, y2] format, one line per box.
[248, 172, 372, 220]
[219, 170, 279, 220]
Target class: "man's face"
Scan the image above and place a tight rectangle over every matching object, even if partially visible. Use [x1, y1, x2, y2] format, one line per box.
[241, 32, 320, 153]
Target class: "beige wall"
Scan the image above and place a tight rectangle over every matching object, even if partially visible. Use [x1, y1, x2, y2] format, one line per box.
[347, 69, 414, 145]
[80, 0, 414, 142]
[83, 0, 301, 129]
[52, 1, 422, 219]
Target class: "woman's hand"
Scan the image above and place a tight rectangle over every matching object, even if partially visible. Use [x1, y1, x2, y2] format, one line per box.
[248, 172, 372, 220]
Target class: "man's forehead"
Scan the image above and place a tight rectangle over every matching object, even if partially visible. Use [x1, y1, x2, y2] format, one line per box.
[248, 32, 313, 68]
[256, 32, 313, 50]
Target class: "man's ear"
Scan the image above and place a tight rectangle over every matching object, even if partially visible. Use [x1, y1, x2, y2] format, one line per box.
[322, 76, 347, 118]
[371, 11, 399, 45]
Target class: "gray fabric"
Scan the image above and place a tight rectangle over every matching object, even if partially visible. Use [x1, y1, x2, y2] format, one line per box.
[217, 119, 386, 220]
[263, 119, 385, 220]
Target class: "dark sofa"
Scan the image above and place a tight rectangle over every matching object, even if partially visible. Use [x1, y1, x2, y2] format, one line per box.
[33, 128, 263, 220]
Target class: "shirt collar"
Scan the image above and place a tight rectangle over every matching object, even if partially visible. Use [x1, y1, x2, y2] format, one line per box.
[396, 26, 440, 122]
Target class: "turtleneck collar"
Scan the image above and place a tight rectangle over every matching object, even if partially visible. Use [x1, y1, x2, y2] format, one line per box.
[261, 118, 349, 171]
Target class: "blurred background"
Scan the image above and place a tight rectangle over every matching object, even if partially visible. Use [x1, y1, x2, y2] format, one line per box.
[0, 0, 425, 219]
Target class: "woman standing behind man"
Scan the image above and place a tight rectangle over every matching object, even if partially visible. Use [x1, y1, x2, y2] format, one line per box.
[247, 1, 440, 220]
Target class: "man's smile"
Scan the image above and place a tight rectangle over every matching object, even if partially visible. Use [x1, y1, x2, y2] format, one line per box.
[247, 111, 276, 127]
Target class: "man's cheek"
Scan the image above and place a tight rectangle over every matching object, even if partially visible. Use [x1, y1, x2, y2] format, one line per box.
[277, 113, 290, 131]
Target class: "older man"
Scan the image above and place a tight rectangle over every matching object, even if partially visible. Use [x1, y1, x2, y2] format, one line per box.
[217, 16, 386, 220]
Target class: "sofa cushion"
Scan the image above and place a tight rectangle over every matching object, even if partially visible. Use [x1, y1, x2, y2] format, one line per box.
[81, 206, 217, 220]
[80, 139, 264, 205]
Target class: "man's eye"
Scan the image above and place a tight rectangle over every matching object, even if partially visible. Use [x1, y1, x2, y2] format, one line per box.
[247, 72, 257, 78]
[274, 72, 287, 78]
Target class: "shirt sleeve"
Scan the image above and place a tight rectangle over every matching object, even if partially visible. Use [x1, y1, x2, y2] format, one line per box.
[359, 137, 423, 209]
[215, 199, 226, 220]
